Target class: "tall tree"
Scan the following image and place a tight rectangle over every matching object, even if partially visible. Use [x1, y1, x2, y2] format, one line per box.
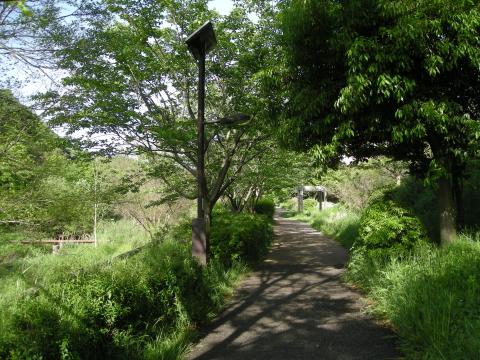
[222, 143, 312, 212]
[37, 0, 272, 228]
[278, 0, 480, 244]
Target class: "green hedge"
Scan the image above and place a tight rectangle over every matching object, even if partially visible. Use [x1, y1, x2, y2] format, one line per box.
[210, 212, 273, 267]
[253, 198, 275, 219]
[0, 212, 273, 359]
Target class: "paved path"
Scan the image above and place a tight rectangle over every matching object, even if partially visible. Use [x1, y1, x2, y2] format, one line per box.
[187, 210, 400, 360]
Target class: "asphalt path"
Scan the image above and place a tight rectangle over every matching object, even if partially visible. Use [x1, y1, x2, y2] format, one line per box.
[187, 209, 400, 360]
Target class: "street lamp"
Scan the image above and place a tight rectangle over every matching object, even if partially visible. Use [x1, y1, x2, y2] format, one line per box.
[186, 21, 217, 265]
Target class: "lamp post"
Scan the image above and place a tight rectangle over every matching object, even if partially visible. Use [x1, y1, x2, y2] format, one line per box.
[186, 21, 217, 265]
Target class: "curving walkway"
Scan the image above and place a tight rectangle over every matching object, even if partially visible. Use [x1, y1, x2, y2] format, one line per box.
[187, 209, 400, 360]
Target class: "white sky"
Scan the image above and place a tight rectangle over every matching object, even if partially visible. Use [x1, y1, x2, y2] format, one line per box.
[210, 0, 234, 15]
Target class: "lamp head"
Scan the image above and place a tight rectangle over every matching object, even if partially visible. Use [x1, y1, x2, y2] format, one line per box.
[185, 21, 217, 60]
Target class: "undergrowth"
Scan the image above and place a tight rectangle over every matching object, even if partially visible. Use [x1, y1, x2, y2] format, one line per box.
[0, 212, 272, 359]
[347, 238, 480, 359]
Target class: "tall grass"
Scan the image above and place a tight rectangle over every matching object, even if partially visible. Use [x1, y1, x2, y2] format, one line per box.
[286, 203, 360, 250]
[0, 213, 271, 359]
[347, 237, 480, 359]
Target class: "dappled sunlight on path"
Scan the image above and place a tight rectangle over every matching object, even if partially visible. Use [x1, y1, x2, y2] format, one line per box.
[187, 209, 400, 360]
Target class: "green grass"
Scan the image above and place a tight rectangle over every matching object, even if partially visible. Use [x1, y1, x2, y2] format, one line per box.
[283, 203, 360, 250]
[347, 237, 480, 359]
[0, 219, 152, 355]
[0, 219, 150, 312]
[143, 260, 247, 360]
[0, 213, 271, 359]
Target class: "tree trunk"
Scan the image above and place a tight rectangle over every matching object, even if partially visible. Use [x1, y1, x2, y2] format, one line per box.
[438, 176, 457, 245]
[452, 171, 465, 229]
[297, 186, 304, 213]
[204, 200, 212, 263]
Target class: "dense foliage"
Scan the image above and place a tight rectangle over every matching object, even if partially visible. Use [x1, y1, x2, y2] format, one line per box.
[253, 198, 275, 219]
[279, 0, 480, 243]
[280, 0, 480, 168]
[0, 90, 106, 237]
[210, 211, 273, 267]
[4, 0, 480, 358]
[357, 194, 429, 259]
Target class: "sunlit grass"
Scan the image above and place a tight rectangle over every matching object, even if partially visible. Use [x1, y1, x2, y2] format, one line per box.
[0, 213, 266, 359]
[0, 219, 150, 320]
[347, 236, 480, 359]
[282, 203, 360, 250]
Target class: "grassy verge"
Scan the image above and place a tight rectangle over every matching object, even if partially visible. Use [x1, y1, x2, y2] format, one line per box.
[282, 203, 360, 250]
[347, 237, 480, 359]
[0, 212, 273, 359]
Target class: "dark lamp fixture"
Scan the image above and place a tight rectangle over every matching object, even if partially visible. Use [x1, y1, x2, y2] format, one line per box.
[207, 113, 251, 126]
[185, 21, 217, 61]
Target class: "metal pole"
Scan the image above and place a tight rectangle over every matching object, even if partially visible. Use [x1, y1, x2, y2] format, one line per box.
[197, 53, 206, 219]
[192, 50, 207, 265]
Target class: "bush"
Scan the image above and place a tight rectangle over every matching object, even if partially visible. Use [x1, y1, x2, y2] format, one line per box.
[253, 198, 275, 219]
[389, 177, 439, 243]
[302, 198, 318, 215]
[0, 240, 245, 359]
[280, 197, 297, 211]
[210, 212, 273, 267]
[357, 194, 429, 260]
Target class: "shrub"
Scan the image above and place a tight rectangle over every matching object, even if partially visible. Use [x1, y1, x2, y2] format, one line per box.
[302, 198, 318, 215]
[210, 212, 273, 267]
[357, 194, 429, 260]
[390, 177, 439, 242]
[280, 198, 296, 211]
[0, 241, 238, 359]
[253, 198, 275, 219]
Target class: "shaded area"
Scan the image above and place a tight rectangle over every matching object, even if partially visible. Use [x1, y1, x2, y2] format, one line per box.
[187, 209, 400, 360]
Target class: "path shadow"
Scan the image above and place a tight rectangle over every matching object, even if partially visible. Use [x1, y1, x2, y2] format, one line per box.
[188, 212, 400, 360]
